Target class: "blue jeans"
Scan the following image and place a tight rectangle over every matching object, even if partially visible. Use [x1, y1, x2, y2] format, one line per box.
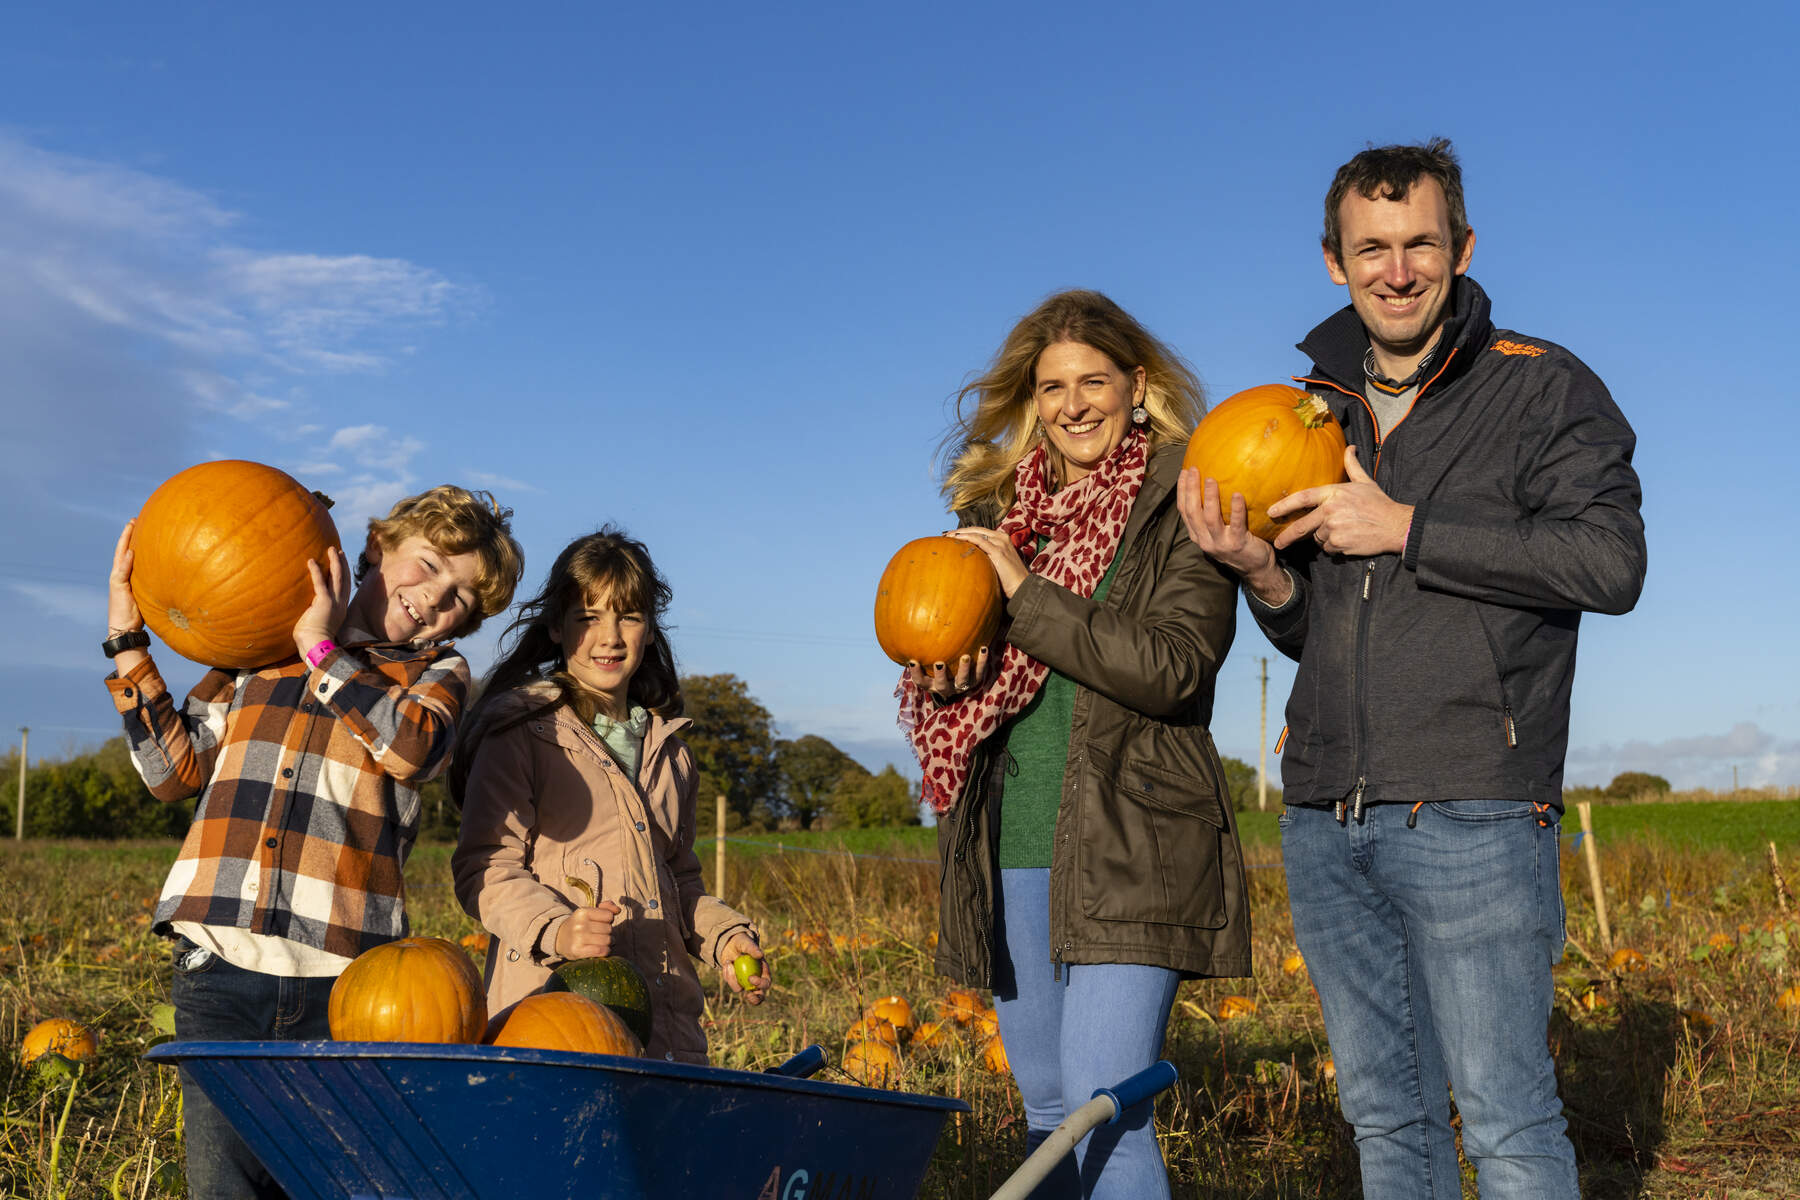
[170, 938, 335, 1200]
[993, 868, 1180, 1200]
[1281, 801, 1578, 1199]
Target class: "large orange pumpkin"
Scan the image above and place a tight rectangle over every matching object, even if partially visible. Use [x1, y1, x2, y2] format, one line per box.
[131, 460, 341, 669]
[328, 936, 486, 1044]
[1181, 385, 1348, 542]
[21, 1018, 98, 1067]
[874, 537, 1002, 667]
[486, 992, 642, 1057]
[841, 1039, 900, 1087]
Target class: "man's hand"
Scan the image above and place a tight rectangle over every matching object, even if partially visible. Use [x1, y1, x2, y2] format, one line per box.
[554, 900, 621, 960]
[1270, 446, 1414, 557]
[1176, 469, 1293, 607]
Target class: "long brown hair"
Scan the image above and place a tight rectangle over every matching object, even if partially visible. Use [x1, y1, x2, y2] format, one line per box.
[451, 528, 681, 802]
[938, 289, 1205, 521]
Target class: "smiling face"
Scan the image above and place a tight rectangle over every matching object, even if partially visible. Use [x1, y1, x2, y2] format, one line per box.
[350, 533, 484, 644]
[1325, 176, 1475, 379]
[1032, 340, 1145, 486]
[550, 591, 652, 719]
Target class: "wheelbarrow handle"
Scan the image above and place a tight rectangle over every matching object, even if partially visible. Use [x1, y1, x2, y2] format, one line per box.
[1091, 1058, 1177, 1124]
[764, 1044, 827, 1078]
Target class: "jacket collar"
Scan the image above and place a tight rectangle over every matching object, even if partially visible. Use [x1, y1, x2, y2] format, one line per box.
[1122, 440, 1183, 546]
[1296, 275, 1495, 397]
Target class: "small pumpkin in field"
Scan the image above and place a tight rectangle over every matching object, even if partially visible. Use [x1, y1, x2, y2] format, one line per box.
[981, 1035, 1010, 1075]
[21, 1019, 98, 1068]
[1281, 952, 1306, 976]
[1217, 995, 1258, 1020]
[841, 1039, 900, 1088]
[941, 988, 984, 1027]
[1706, 932, 1734, 953]
[486, 992, 642, 1057]
[329, 936, 485, 1044]
[874, 536, 1002, 668]
[1778, 985, 1800, 1013]
[973, 1006, 999, 1039]
[846, 1015, 900, 1047]
[912, 1020, 949, 1049]
[130, 460, 341, 669]
[1181, 384, 1348, 542]
[864, 995, 915, 1038]
[459, 931, 490, 953]
[1606, 947, 1647, 973]
[1576, 982, 1611, 1013]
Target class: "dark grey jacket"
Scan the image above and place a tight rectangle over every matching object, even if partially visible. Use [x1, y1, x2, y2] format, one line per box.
[934, 443, 1251, 984]
[1257, 277, 1646, 810]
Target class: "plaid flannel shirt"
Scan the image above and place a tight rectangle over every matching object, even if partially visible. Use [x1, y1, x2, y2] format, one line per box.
[107, 640, 469, 960]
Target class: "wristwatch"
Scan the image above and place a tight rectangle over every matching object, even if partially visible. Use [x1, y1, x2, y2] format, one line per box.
[102, 631, 151, 658]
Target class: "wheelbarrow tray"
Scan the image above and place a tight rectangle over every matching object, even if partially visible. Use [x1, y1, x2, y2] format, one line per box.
[147, 1040, 968, 1200]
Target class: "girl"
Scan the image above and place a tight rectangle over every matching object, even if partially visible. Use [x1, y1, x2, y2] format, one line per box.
[452, 528, 769, 1063]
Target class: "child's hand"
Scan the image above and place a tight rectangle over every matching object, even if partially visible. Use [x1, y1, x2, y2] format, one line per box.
[555, 899, 621, 959]
[108, 521, 144, 634]
[721, 931, 771, 1005]
[293, 546, 351, 660]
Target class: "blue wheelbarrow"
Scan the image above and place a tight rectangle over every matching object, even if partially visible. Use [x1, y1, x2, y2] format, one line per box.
[147, 1041, 1176, 1199]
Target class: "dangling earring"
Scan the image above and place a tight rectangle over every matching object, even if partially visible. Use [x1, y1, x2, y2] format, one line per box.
[1131, 404, 1148, 426]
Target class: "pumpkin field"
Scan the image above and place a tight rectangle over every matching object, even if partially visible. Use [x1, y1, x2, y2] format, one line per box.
[3, 800, 1797, 1199]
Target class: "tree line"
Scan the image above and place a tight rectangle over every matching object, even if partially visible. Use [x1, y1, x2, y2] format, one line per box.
[2, 672, 1287, 840]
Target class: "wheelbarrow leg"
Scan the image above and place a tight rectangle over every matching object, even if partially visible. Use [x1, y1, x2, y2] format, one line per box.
[988, 1060, 1178, 1200]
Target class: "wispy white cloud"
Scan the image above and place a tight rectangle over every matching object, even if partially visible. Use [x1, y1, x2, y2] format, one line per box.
[7, 581, 105, 625]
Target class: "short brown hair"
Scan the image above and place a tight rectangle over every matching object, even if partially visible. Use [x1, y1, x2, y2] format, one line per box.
[1322, 137, 1470, 264]
[362, 485, 524, 635]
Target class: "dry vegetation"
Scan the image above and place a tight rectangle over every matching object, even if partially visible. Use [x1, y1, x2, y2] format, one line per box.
[2, 819, 1796, 1198]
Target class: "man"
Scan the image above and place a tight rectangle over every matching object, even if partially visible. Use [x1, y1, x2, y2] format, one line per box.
[1178, 139, 1645, 1198]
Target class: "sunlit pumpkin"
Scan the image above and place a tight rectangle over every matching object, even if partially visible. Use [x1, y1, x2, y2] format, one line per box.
[1577, 983, 1610, 1013]
[328, 936, 485, 1044]
[486, 992, 642, 1057]
[1281, 952, 1306, 976]
[1778, 985, 1800, 1013]
[841, 1039, 900, 1088]
[1606, 947, 1647, 973]
[846, 1015, 899, 1046]
[459, 931, 491, 953]
[1706, 932, 1734, 953]
[981, 1035, 1010, 1075]
[865, 995, 915, 1037]
[130, 460, 341, 668]
[942, 988, 985, 1027]
[1217, 995, 1258, 1020]
[1181, 384, 1348, 542]
[874, 537, 1002, 668]
[912, 1020, 948, 1049]
[21, 1019, 98, 1068]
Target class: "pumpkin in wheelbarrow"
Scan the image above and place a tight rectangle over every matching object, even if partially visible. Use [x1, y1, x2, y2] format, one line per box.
[545, 956, 653, 1048]
[486, 992, 643, 1057]
[329, 936, 485, 1044]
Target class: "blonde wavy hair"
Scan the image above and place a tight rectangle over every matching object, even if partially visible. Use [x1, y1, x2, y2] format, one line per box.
[359, 484, 525, 636]
[939, 289, 1205, 521]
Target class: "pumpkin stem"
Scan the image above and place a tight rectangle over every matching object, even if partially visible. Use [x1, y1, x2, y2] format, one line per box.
[311, 490, 335, 510]
[1296, 395, 1335, 429]
[564, 875, 596, 907]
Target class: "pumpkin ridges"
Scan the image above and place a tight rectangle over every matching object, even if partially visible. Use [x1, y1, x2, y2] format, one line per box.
[1182, 385, 1349, 543]
[328, 936, 485, 1044]
[874, 536, 1002, 667]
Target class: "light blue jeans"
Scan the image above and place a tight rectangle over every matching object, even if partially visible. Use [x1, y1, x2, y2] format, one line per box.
[993, 868, 1180, 1200]
[1281, 800, 1579, 1199]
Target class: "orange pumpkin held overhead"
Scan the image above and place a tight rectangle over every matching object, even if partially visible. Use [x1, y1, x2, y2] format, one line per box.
[874, 537, 1002, 668]
[1181, 385, 1349, 543]
[328, 936, 486, 1044]
[130, 459, 341, 669]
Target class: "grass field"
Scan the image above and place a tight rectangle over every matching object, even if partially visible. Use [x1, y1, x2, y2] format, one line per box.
[3, 799, 1797, 1198]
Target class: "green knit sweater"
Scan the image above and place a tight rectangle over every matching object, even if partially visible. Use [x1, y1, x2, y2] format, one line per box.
[995, 553, 1120, 868]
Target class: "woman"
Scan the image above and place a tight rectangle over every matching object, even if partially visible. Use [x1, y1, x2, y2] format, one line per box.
[902, 289, 1249, 1198]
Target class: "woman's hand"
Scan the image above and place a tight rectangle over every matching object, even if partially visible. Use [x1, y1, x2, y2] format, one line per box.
[292, 545, 352, 659]
[720, 930, 771, 1004]
[905, 645, 990, 700]
[554, 899, 622, 959]
[944, 527, 1029, 598]
[1175, 469, 1292, 607]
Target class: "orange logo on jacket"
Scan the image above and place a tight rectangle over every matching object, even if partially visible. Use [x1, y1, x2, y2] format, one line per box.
[1491, 339, 1546, 357]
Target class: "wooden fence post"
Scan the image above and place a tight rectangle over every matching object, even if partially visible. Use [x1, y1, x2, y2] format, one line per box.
[715, 794, 727, 900]
[1769, 842, 1793, 913]
[1577, 801, 1612, 952]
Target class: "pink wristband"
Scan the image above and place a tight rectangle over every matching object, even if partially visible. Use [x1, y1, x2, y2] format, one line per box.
[304, 639, 336, 668]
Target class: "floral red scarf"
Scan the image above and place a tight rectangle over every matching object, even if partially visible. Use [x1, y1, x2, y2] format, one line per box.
[899, 428, 1148, 813]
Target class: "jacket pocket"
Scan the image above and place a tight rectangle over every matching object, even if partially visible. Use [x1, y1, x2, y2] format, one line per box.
[1079, 756, 1227, 930]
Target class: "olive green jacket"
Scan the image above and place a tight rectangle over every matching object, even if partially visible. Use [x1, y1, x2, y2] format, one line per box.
[934, 443, 1251, 983]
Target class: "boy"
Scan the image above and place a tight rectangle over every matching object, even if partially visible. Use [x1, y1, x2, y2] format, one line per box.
[103, 484, 525, 1200]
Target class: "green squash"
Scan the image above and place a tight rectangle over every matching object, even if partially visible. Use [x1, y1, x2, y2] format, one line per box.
[546, 957, 653, 1047]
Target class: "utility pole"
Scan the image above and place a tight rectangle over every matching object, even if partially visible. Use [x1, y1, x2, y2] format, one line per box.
[14, 727, 26, 840]
[1256, 658, 1269, 812]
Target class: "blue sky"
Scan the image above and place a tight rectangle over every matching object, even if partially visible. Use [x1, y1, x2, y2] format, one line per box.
[3, 2, 1795, 793]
